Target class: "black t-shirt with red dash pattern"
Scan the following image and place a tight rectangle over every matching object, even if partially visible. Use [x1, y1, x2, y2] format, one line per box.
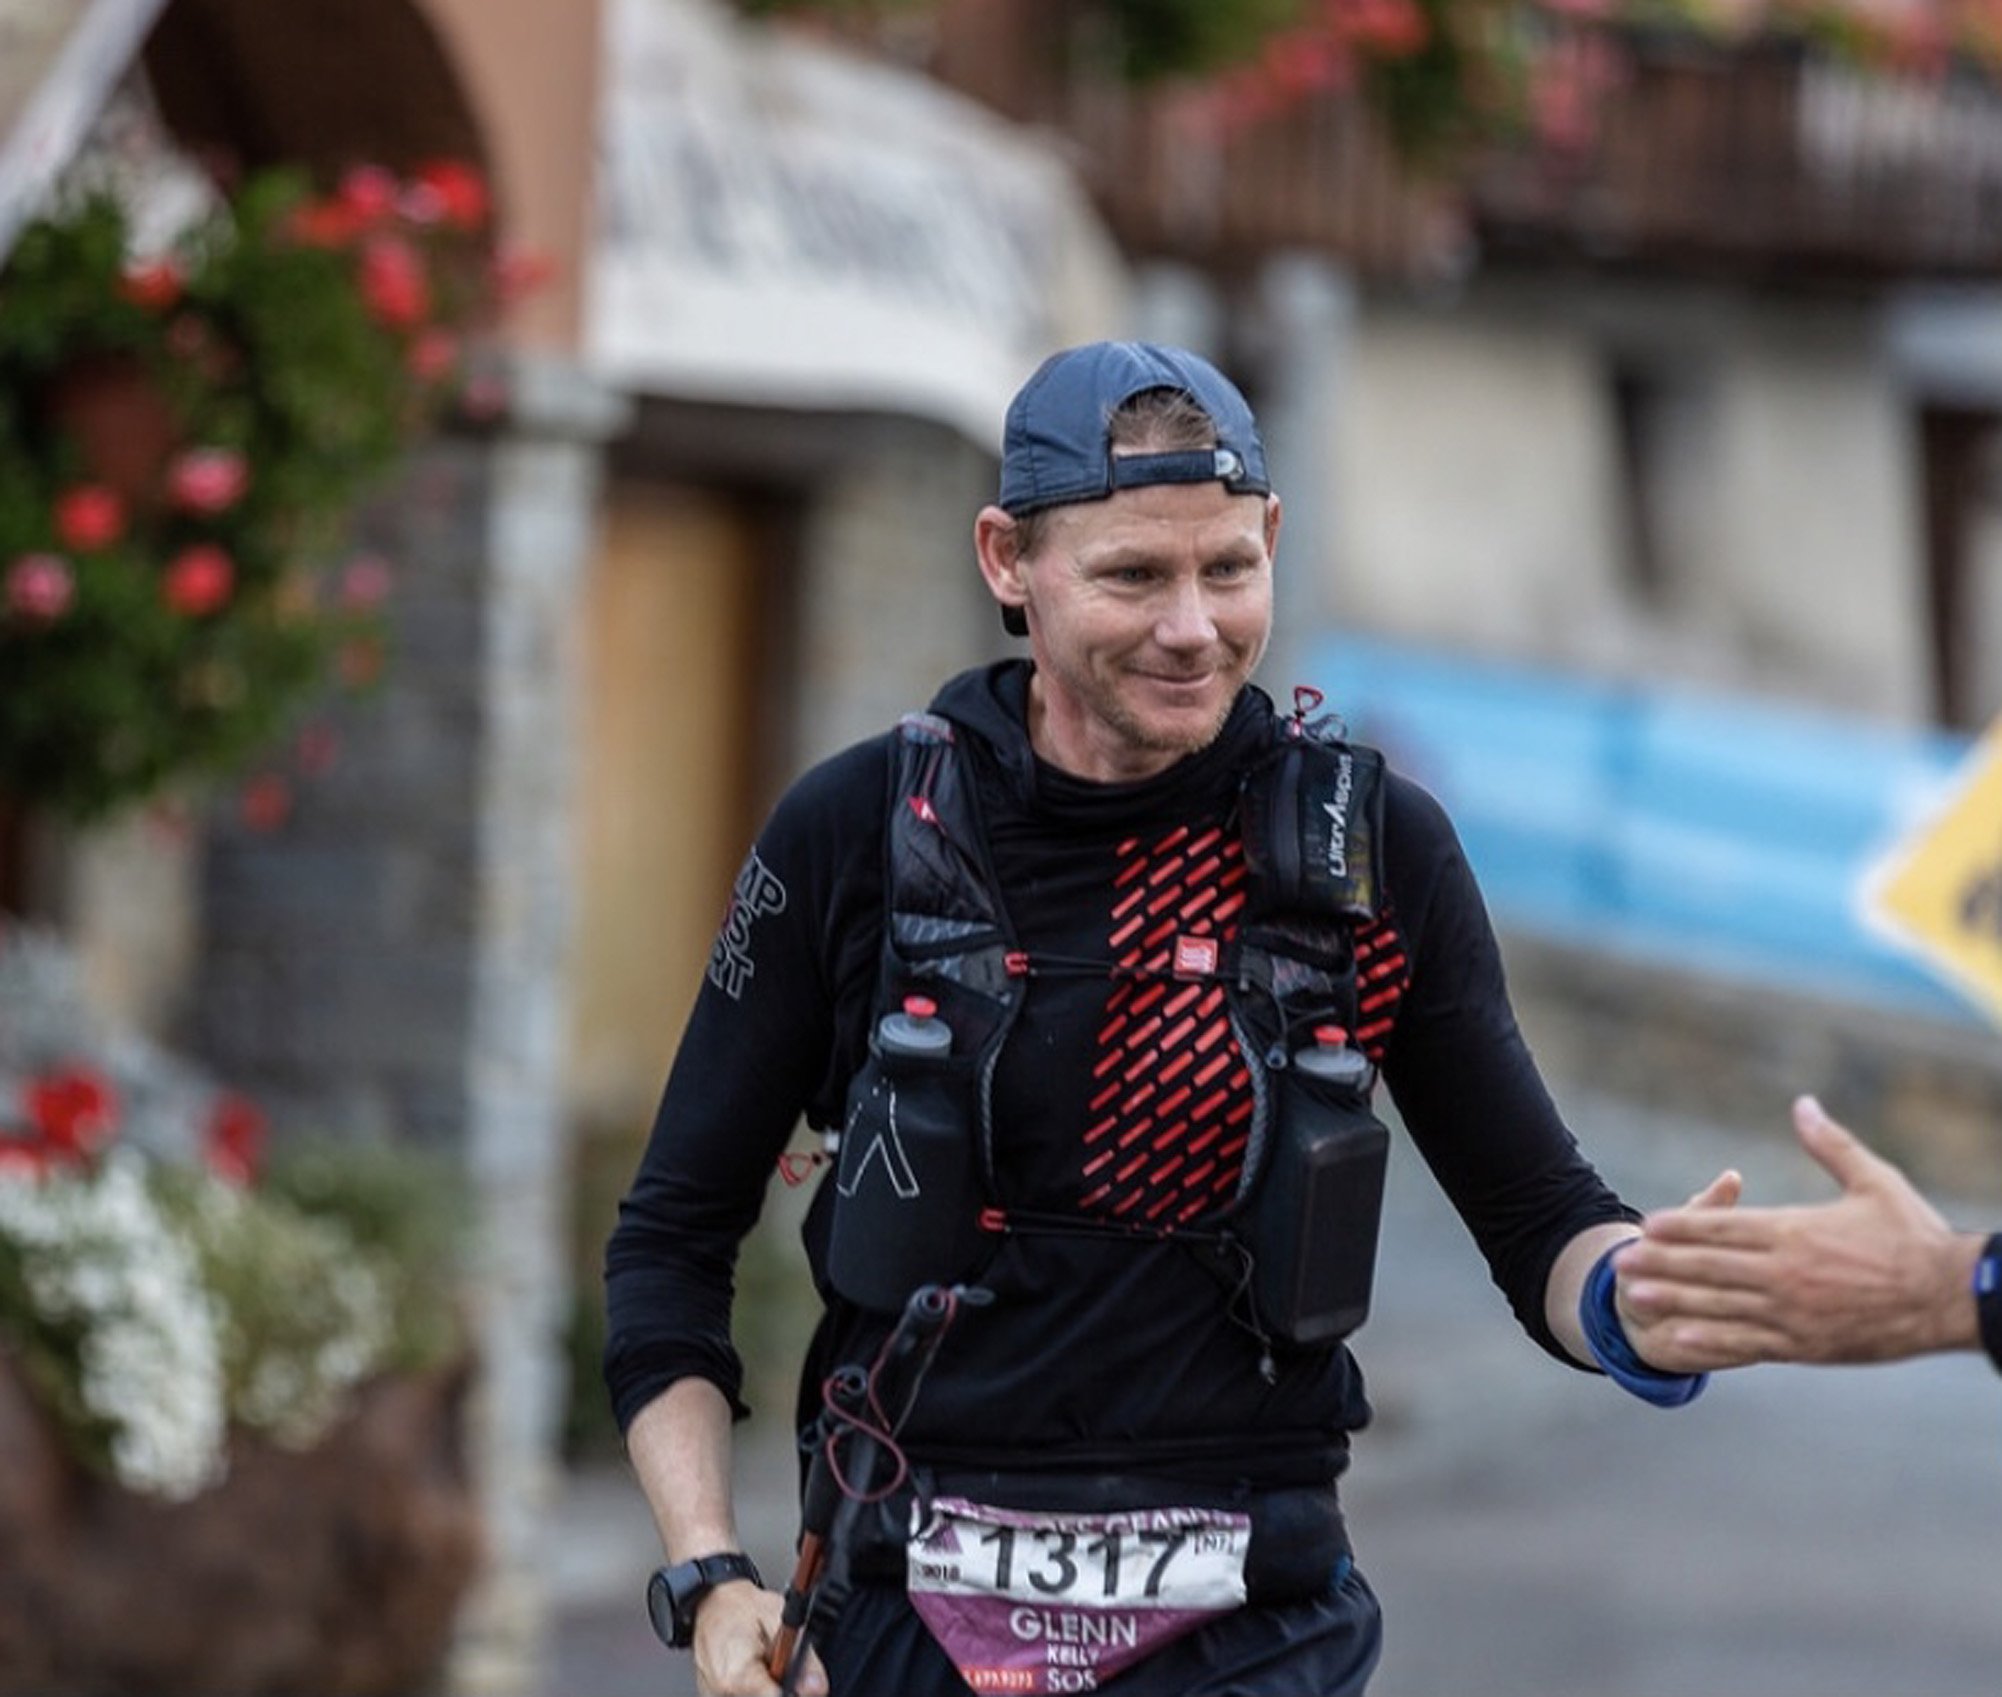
[604, 661, 1634, 1489]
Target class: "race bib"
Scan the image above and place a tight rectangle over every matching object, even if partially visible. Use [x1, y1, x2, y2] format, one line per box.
[905, 1496, 1251, 1693]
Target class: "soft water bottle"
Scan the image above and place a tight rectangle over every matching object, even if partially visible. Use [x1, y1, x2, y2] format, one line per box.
[1293, 1024, 1374, 1092]
[877, 995, 952, 1058]
[1245, 1023, 1390, 1345]
[828, 993, 988, 1311]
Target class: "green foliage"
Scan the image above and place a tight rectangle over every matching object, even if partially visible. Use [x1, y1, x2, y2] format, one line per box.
[1366, 0, 1490, 162]
[1098, 0, 1310, 81]
[264, 1139, 468, 1376]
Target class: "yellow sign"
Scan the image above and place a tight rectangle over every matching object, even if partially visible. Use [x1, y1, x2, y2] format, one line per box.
[1865, 715, 2002, 1030]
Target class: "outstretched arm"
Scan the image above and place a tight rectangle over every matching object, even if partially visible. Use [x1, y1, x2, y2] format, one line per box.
[1618, 1096, 1985, 1368]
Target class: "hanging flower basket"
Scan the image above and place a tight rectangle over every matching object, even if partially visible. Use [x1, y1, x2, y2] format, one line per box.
[0, 161, 531, 824]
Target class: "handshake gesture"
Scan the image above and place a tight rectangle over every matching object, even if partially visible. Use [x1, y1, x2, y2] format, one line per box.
[1615, 1097, 1994, 1373]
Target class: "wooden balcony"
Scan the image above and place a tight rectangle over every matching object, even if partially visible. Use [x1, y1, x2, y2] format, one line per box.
[1468, 35, 2002, 285]
[913, 3, 2002, 286]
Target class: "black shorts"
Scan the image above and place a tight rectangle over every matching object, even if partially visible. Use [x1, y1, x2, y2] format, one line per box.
[815, 1562, 1382, 1697]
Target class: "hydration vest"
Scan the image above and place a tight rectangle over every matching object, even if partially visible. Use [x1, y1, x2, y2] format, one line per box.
[825, 698, 1395, 1347]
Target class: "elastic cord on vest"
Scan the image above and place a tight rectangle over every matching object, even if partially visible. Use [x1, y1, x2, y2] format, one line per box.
[1579, 1244, 1708, 1409]
[1976, 1233, 2002, 1376]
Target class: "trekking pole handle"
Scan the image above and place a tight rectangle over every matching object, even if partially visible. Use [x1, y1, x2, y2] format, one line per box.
[765, 1285, 990, 1688]
[766, 1529, 825, 1687]
[765, 1363, 867, 1687]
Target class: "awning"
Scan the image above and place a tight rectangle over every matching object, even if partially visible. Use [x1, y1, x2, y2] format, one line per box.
[586, 0, 1128, 448]
[0, 0, 167, 258]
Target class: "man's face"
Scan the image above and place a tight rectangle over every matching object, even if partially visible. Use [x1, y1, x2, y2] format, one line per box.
[979, 480, 1278, 783]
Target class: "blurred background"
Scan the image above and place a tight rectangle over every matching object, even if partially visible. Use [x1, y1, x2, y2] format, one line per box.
[2, 1, 2000, 1693]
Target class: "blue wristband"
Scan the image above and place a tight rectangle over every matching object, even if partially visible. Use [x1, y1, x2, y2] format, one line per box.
[1579, 1244, 1708, 1408]
[1976, 1233, 2002, 1377]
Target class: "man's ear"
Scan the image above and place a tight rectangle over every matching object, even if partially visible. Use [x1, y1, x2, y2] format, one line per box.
[1263, 493, 1282, 563]
[974, 505, 1031, 634]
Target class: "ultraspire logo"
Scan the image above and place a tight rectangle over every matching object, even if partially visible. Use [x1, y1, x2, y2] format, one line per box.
[1322, 751, 1354, 880]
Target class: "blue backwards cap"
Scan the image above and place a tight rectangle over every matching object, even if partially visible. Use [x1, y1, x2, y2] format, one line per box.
[997, 341, 1270, 516]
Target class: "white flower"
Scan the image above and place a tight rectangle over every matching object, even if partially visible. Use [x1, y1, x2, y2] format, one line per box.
[2, 927, 448, 1501]
[0, 1153, 226, 1499]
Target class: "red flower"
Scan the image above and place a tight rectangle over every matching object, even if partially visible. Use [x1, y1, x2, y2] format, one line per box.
[338, 552, 393, 610]
[53, 485, 126, 551]
[358, 234, 430, 329]
[491, 247, 556, 307]
[289, 199, 363, 249]
[338, 164, 401, 225]
[203, 1092, 267, 1185]
[25, 1066, 120, 1159]
[166, 447, 251, 515]
[119, 258, 185, 311]
[396, 180, 447, 227]
[1260, 27, 1352, 99]
[0, 1143, 54, 1180]
[1336, 0, 1431, 57]
[296, 721, 341, 775]
[240, 772, 292, 832]
[407, 330, 459, 382]
[457, 371, 510, 422]
[162, 544, 235, 616]
[5, 553, 75, 623]
[412, 159, 491, 231]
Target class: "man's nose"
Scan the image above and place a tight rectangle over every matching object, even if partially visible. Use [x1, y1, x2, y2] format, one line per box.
[1155, 577, 1216, 648]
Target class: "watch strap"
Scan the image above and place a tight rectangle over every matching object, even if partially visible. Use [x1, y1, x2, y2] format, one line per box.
[1976, 1233, 2002, 1376]
[650, 1550, 764, 1649]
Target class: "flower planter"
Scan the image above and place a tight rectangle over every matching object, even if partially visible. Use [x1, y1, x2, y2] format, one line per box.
[40, 352, 184, 509]
[0, 1346, 482, 1697]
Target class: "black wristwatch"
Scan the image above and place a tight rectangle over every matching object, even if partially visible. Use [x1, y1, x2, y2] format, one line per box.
[646, 1551, 764, 1649]
[1976, 1233, 2002, 1376]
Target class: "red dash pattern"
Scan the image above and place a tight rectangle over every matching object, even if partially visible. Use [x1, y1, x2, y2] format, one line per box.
[1081, 826, 1252, 1224]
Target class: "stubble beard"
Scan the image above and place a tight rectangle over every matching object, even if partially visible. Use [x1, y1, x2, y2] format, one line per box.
[1098, 668, 1244, 761]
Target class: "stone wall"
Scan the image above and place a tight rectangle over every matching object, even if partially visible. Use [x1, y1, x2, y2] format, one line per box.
[192, 354, 627, 1696]
[791, 411, 1007, 770]
[197, 437, 488, 1144]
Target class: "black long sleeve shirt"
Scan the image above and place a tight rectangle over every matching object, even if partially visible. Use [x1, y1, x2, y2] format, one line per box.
[604, 663, 1633, 1487]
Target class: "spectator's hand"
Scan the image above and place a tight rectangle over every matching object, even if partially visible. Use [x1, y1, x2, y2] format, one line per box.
[694, 1582, 826, 1697]
[1619, 1096, 1970, 1367]
[1614, 1167, 1740, 1374]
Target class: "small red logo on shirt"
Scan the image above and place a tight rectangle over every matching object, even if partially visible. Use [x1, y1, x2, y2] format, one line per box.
[1172, 934, 1219, 979]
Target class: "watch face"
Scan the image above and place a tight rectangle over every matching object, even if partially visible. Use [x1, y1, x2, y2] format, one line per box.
[646, 1552, 761, 1649]
[645, 1567, 682, 1647]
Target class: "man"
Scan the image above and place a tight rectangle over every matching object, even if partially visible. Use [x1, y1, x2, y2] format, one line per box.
[603, 341, 1726, 1697]
[1620, 1094, 2002, 1373]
